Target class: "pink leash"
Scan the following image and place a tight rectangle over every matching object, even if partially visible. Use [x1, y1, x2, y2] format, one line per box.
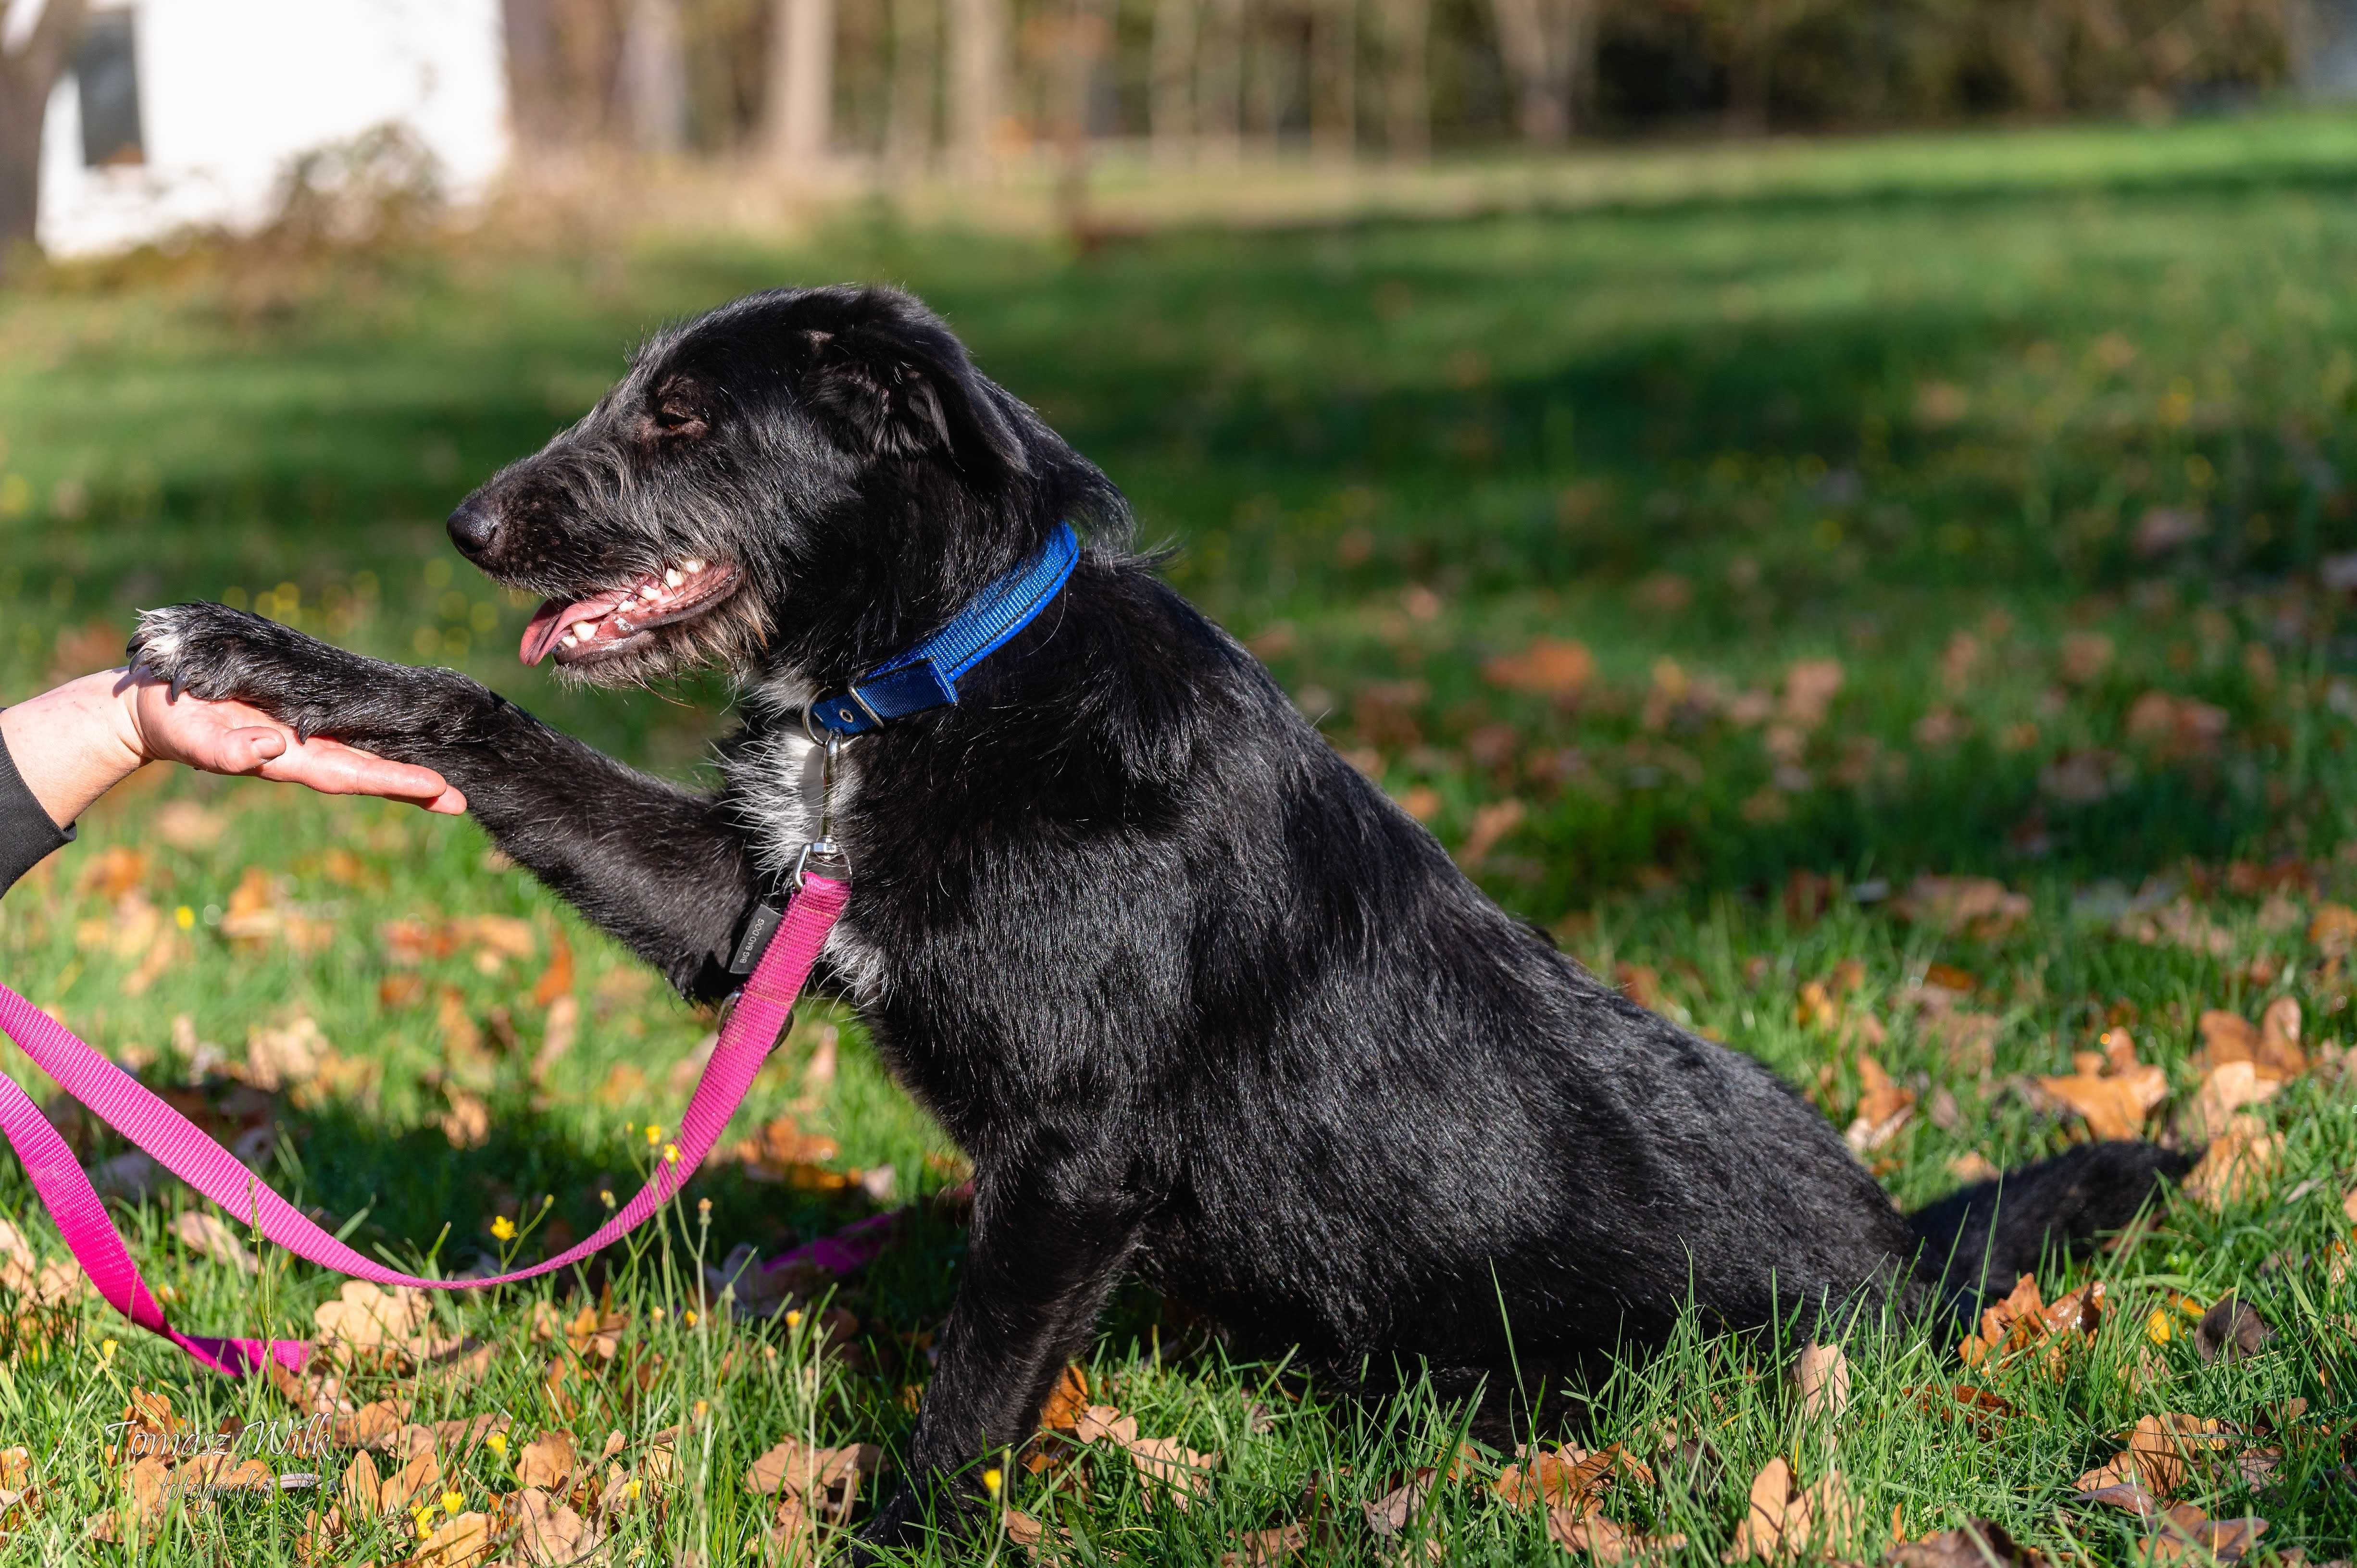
[0, 875, 864, 1376]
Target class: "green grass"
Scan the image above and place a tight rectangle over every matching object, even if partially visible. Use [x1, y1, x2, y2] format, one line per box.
[2, 110, 2357, 1563]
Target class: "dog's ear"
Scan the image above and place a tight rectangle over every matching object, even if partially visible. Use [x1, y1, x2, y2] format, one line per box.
[798, 320, 1030, 480]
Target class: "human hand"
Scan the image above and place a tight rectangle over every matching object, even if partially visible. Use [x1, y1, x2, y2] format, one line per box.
[115, 670, 466, 813]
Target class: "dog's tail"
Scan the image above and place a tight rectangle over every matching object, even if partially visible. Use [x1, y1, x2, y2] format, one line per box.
[1904, 1141, 2195, 1317]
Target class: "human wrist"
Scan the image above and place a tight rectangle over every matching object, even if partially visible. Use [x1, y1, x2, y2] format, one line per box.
[0, 672, 145, 828]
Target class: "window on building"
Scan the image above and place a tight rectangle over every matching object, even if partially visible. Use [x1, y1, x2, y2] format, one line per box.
[74, 10, 143, 168]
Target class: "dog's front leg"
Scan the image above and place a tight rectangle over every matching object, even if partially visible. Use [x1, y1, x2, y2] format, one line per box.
[127, 603, 759, 995]
[861, 1159, 1143, 1554]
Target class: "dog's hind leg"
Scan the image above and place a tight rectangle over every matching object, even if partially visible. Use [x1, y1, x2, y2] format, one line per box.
[129, 603, 760, 996]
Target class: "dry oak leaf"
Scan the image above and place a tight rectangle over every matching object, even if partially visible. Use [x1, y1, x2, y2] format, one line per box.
[377, 1443, 442, 1518]
[1891, 876, 2030, 941]
[745, 1437, 883, 1524]
[1958, 1272, 2104, 1371]
[1844, 1058, 1915, 1156]
[2185, 1114, 2281, 1209]
[514, 1429, 577, 1492]
[514, 1486, 602, 1566]
[1222, 1520, 1310, 1567]
[2146, 1503, 2266, 1566]
[171, 1210, 259, 1274]
[1723, 1456, 1856, 1564]
[1038, 1363, 1090, 1431]
[1886, 1519, 2045, 1568]
[314, 1279, 433, 1356]
[1129, 1434, 1219, 1511]
[2074, 1414, 2234, 1499]
[1552, 1509, 1689, 1564]
[1496, 1446, 1597, 1510]
[2195, 1002, 2306, 1083]
[414, 1507, 494, 1567]
[2311, 903, 2357, 958]
[1910, 1383, 2018, 1441]
[1795, 1342, 1851, 1422]
[2189, 1062, 2282, 1145]
[2036, 1030, 2167, 1141]
[1482, 637, 1595, 697]
[2193, 1295, 2274, 1364]
[1072, 1405, 1136, 1446]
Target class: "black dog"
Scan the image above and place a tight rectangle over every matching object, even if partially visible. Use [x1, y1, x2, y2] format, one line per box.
[129, 284, 2187, 1549]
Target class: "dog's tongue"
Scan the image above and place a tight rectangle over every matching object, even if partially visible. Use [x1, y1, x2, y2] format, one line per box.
[520, 591, 628, 665]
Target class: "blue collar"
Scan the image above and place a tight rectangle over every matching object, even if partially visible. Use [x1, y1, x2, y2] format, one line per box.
[805, 523, 1081, 738]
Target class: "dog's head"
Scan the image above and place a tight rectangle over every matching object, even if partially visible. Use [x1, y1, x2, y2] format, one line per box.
[448, 285, 1119, 687]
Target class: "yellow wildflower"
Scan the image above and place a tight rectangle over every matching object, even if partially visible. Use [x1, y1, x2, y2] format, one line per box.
[983, 1467, 1002, 1498]
[490, 1216, 516, 1242]
[645, 1124, 664, 1146]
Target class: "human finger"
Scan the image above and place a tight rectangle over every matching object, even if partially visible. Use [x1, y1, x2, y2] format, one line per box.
[256, 735, 465, 810]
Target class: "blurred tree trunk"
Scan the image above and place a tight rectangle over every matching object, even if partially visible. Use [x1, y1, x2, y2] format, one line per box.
[617, 0, 689, 151]
[1310, 0, 1357, 158]
[886, 0, 938, 168]
[1197, 0, 1246, 162]
[1374, 0, 1428, 159]
[946, 0, 1007, 173]
[0, 0, 86, 258]
[1488, 0, 1594, 144]
[502, 0, 566, 147]
[1151, 0, 1198, 159]
[765, 0, 835, 168]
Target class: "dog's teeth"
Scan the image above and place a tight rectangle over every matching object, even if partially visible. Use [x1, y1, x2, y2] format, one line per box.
[573, 621, 598, 639]
[561, 633, 578, 648]
[616, 596, 636, 610]
[664, 568, 684, 588]
[683, 558, 705, 574]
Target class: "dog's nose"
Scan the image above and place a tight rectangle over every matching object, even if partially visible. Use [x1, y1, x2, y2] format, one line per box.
[447, 498, 500, 560]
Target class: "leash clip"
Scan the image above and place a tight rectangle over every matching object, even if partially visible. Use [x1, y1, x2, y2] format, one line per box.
[793, 733, 853, 889]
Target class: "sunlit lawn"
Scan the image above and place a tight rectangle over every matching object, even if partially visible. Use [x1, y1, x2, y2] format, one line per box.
[0, 110, 2355, 1563]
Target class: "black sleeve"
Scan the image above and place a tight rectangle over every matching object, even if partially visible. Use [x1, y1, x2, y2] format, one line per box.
[0, 725, 74, 897]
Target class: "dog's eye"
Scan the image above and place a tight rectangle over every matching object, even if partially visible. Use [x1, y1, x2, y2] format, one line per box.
[652, 402, 707, 437]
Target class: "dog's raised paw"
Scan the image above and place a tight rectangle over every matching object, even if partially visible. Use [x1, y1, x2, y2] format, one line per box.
[127, 603, 296, 705]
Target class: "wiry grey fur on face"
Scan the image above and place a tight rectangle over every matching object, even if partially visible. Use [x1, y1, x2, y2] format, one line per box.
[444, 285, 1123, 693]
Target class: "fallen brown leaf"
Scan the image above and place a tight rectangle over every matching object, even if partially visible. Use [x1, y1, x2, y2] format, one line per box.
[514, 1428, 576, 1492]
[2146, 1503, 2266, 1565]
[2185, 1114, 2281, 1209]
[2074, 1414, 2233, 1499]
[1958, 1273, 2104, 1373]
[1553, 1508, 1688, 1564]
[1039, 1363, 1089, 1431]
[170, 1211, 258, 1275]
[1482, 637, 1594, 697]
[1723, 1456, 1856, 1564]
[1795, 1342, 1851, 1422]
[1886, 1518, 2045, 1568]
[1845, 1057, 1915, 1156]
[1128, 1434, 1218, 1511]
[1892, 876, 2030, 941]
[2194, 1295, 2274, 1363]
[2036, 1029, 2167, 1141]
[1222, 1520, 1309, 1567]
[515, 1485, 601, 1565]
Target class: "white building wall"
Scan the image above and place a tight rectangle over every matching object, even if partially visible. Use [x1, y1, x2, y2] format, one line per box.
[39, 0, 509, 257]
